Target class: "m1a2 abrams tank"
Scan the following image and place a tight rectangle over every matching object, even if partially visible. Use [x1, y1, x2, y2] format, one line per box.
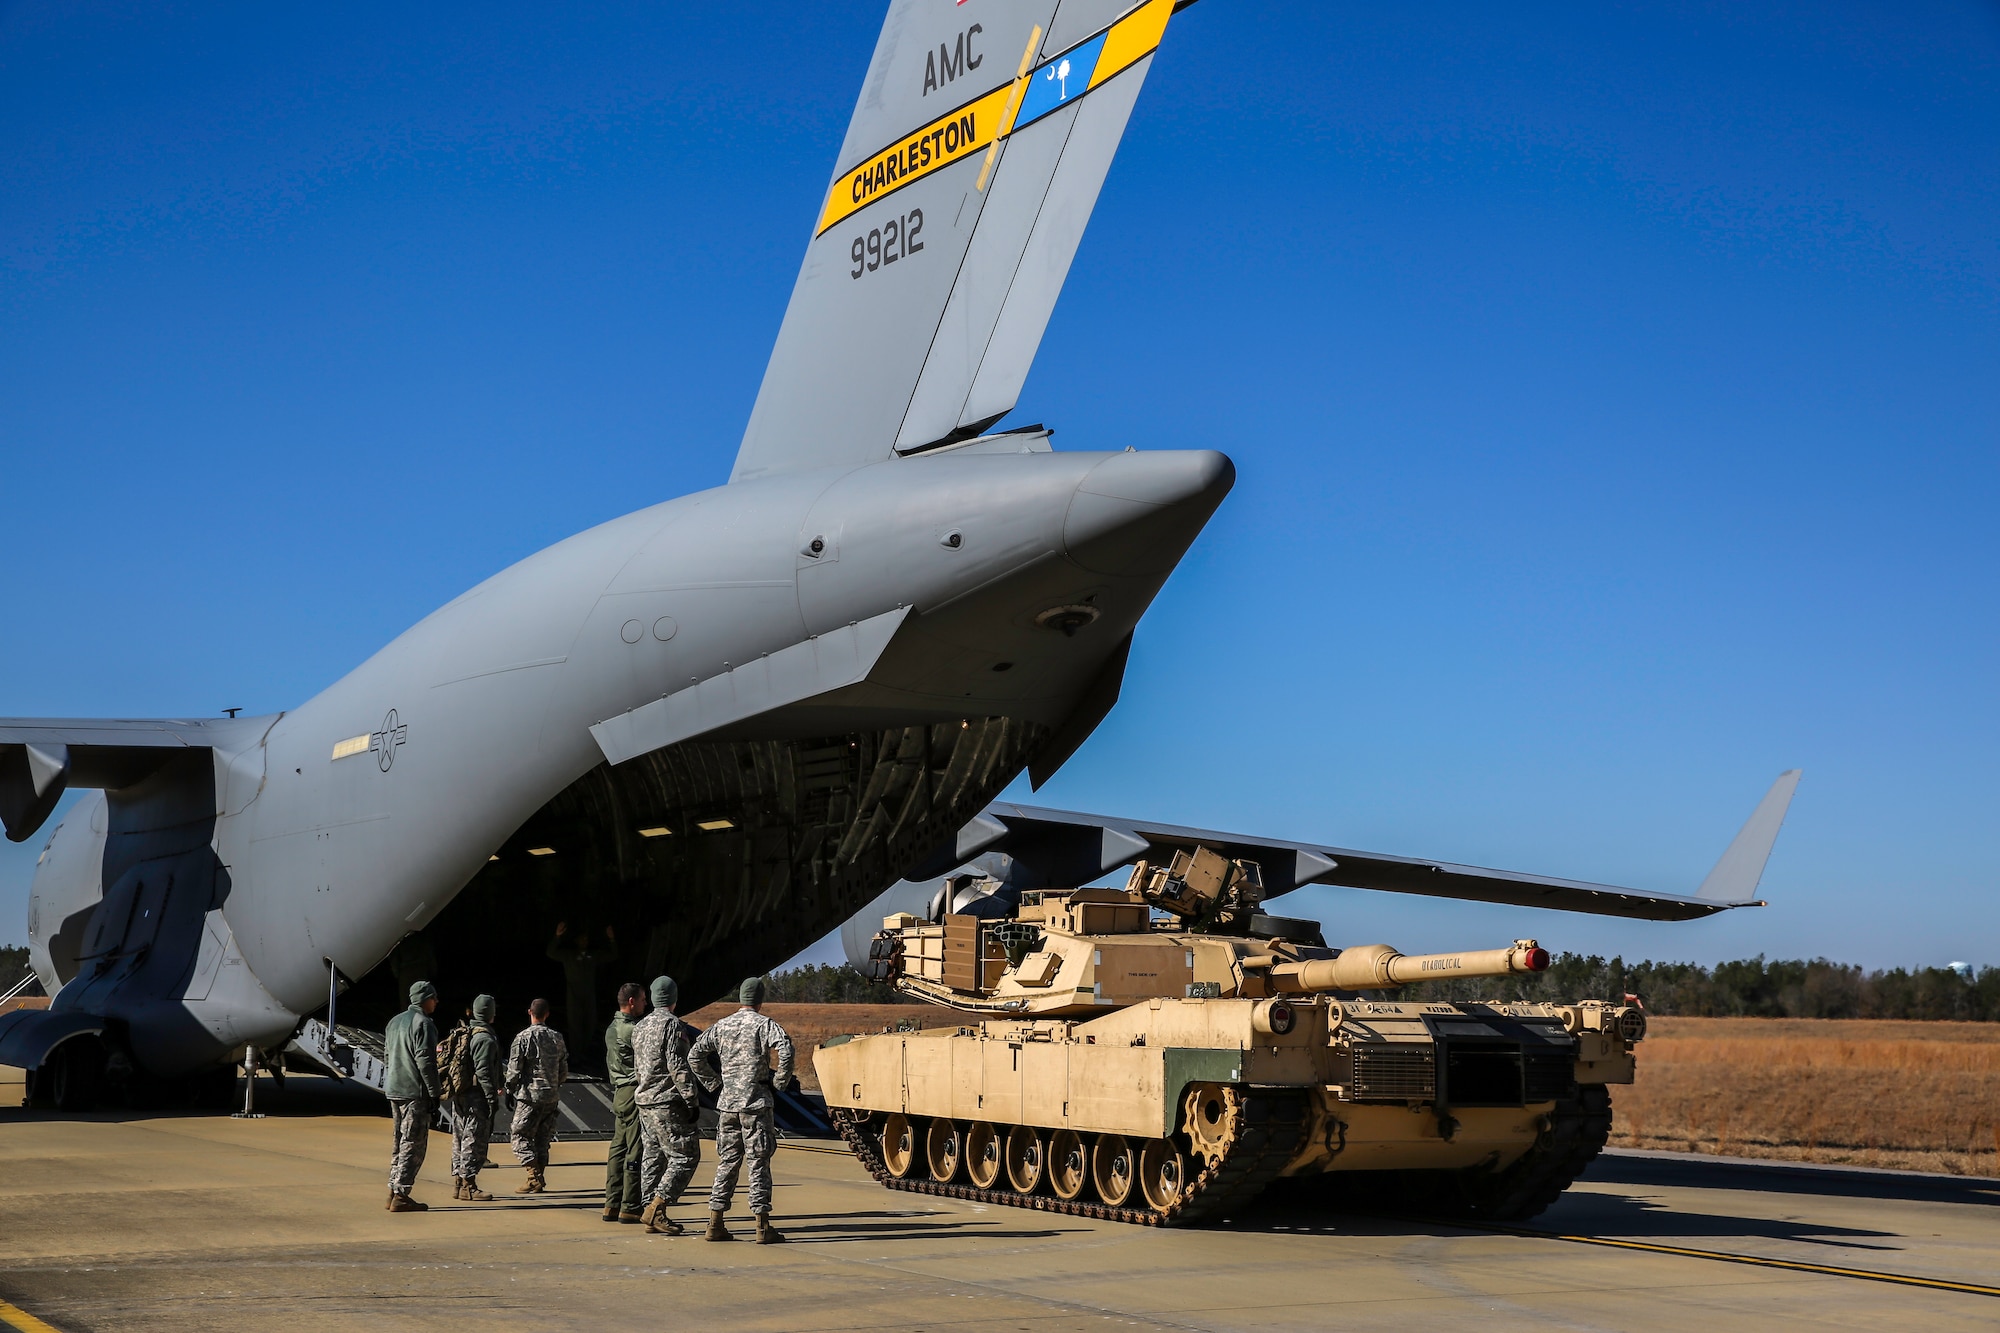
[814, 847, 1647, 1226]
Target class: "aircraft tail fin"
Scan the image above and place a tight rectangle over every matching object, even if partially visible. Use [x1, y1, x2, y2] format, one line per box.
[1695, 769, 1802, 903]
[731, 0, 1180, 483]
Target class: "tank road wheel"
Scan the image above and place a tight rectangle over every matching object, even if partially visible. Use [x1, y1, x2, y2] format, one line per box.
[881, 1114, 918, 1179]
[1183, 1083, 1243, 1167]
[1138, 1138, 1187, 1212]
[964, 1122, 1002, 1189]
[926, 1118, 963, 1183]
[1092, 1134, 1137, 1207]
[1049, 1128, 1090, 1201]
[1004, 1125, 1046, 1193]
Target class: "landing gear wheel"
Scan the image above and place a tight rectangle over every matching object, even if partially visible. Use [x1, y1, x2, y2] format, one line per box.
[1049, 1128, 1089, 1201]
[1139, 1138, 1186, 1211]
[1183, 1083, 1241, 1166]
[925, 1118, 962, 1183]
[881, 1114, 917, 1179]
[964, 1121, 1002, 1189]
[49, 1038, 104, 1113]
[1092, 1133, 1136, 1207]
[1004, 1125, 1046, 1193]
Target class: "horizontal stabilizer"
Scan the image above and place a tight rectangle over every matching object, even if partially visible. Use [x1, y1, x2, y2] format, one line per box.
[1696, 769, 1802, 903]
[928, 780, 1803, 922]
[0, 715, 256, 842]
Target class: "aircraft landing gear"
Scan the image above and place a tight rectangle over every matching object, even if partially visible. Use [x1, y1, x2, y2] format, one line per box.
[32, 1037, 107, 1112]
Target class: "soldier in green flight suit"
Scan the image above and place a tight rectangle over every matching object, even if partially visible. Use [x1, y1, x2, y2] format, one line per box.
[602, 981, 647, 1222]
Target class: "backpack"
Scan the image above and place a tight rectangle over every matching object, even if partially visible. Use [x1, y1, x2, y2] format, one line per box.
[438, 1023, 477, 1099]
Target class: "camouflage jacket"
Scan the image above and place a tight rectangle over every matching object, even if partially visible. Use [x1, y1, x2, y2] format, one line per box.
[506, 1023, 569, 1106]
[467, 1023, 503, 1103]
[689, 1007, 793, 1114]
[631, 1010, 700, 1112]
[382, 1003, 440, 1100]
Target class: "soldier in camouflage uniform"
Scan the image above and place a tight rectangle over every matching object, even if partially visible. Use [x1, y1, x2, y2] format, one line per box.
[632, 974, 701, 1236]
[383, 979, 441, 1213]
[505, 997, 569, 1193]
[447, 993, 504, 1201]
[690, 976, 794, 1244]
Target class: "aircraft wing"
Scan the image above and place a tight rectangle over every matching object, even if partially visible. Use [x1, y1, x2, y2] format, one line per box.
[0, 716, 251, 842]
[935, 772, 1802, 922]
[732, 0, 1182, 481]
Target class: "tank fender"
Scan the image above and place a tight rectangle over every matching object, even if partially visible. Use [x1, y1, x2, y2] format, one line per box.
[1160, 1048, 1243, 1138]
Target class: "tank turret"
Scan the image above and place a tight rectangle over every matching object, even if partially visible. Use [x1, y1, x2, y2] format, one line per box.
[859, 850, 1553, 1017]
[820, 844, 1645, 1227]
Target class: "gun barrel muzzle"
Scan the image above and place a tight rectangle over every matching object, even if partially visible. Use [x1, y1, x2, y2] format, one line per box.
[1274, 940, 1549, 992]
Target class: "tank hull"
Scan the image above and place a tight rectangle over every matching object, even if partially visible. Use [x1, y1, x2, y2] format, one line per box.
[814, 995, 1625, 1225]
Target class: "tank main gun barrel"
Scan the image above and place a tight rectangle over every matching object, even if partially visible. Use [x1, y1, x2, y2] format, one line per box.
[1273, 940, 1550, 992]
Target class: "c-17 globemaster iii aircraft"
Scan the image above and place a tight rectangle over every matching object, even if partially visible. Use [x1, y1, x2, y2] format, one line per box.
[1, 0, 1797, 1108]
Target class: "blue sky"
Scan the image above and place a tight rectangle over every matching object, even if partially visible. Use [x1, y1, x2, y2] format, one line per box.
[3, 3, 1995, 970]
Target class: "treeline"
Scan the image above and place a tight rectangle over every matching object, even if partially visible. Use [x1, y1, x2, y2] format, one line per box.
[1399, 953, 2000, 1022]
[1, 945, 36, 996]
[763, 962, 922, 1005]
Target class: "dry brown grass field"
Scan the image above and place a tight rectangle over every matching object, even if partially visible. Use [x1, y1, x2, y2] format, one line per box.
[1610, 1016, 2000, 1176]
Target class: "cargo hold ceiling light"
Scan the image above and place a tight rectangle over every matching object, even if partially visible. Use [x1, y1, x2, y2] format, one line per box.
[696, 819, 735, 832]
[637, 826, 673, 839]
[527, 847, 557, 857]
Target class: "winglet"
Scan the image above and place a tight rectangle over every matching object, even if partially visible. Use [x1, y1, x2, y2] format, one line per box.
[1695, 770, 1802, 903]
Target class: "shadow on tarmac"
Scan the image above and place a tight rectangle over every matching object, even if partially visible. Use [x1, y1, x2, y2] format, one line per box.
[1580, 1151, 2000, 1208]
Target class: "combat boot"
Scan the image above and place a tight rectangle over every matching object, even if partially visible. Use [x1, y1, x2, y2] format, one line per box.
[464, 1176, 492, 1202]
[388, 1192, 428, 1213]
[602, 1201, 621, 1222]
[451, 1176, 466, 1200]
[515, 1165, 544, 1194]
[646, 1212, 685, 1236]
[755, 1213, 785, 1245]
[704, 1209, 734, 1241]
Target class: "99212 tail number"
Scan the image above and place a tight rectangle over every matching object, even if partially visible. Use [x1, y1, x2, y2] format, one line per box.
[851, 210, 923, 279]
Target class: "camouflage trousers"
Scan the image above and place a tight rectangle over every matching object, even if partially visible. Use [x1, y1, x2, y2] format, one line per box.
[447, 1091, 494, 1178]
[708, 1107, 775, 1215]
[388, 1096, 432, 1193]
[638, 1103, 701, 1205]
[510, 1094, 561, 1168]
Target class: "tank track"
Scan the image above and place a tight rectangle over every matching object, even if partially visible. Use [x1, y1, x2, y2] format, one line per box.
[830, 1091, 1307, 1228]
[1440, 1083, 1614, 1221]
[1256, 1085, 1615, 1224]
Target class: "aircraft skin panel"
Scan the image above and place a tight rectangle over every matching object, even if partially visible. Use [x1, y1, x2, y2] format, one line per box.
[732, 0, 1179, 482]
[961, 54, 1152, 429]
[896, 99, 1083, 450]
[736, 153, 997, 483]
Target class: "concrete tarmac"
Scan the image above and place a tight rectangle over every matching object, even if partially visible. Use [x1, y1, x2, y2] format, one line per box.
[1, 1074, 1995, 1332]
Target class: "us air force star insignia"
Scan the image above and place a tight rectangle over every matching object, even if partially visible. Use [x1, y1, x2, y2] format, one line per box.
[369, 709, 408, 772]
